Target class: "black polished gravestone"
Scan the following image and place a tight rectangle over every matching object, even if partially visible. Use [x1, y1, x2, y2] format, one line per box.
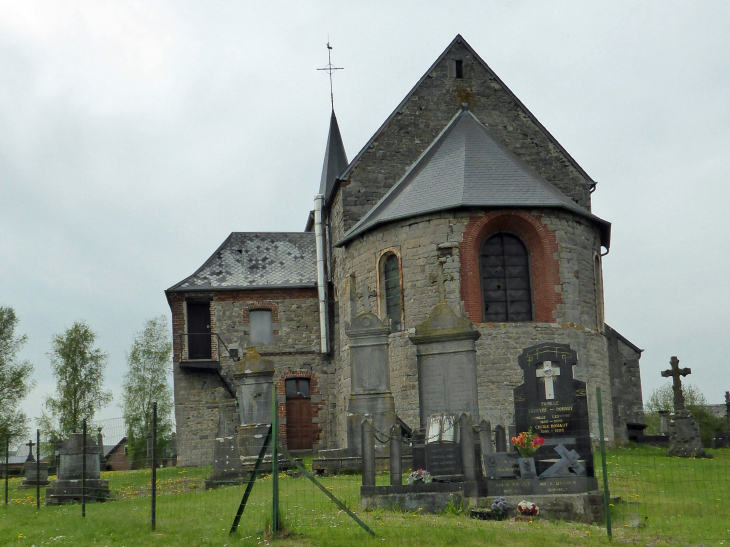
[513, 343, 593, 478]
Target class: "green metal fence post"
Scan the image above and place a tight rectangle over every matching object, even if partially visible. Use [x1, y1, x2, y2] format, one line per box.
[272, 383, 279, 533]
[596, 387, 612, 539]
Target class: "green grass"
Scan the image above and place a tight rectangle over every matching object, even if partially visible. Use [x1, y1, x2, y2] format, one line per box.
[1, 448, 728, 546]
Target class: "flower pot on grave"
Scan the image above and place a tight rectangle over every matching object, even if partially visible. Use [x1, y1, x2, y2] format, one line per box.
[517, 457, 537, 479]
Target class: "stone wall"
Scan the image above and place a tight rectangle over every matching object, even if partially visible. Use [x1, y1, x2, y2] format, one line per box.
[606, 325, 644, 443]
[330, 39, 593, 242]
[168, 288, 335, 466]
[331, 207, 618, 447]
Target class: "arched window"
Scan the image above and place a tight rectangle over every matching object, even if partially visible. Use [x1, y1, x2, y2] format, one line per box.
[380, 253, 402, 331]
[479, 233, 532, 322]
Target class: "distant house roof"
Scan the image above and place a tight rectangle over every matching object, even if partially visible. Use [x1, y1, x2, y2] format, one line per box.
[336, 108, 611, 247]
[167, 232, 317, 292]
[103, 437, 127, 459]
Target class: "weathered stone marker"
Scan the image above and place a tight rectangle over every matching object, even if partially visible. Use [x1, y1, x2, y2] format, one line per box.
[661, 357, 707, 457]
[19, 439, 50, 489]
[494, 425, 506, 453]
[539, 443, 586, 478]
[658, 411, 670, 435]
[389, 424, 402, 486]
[362, 420, 375, 487]
[45, 432, 111, 504]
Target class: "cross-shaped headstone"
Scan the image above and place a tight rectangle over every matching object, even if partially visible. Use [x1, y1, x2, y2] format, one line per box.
[661, 356, 691, 412]
[359, 283, 375, 314]
[25, 439, 35, 462]
[539, 443, 586, 478]
[428, 264, 453, 303]
[536, 361, 561, 400]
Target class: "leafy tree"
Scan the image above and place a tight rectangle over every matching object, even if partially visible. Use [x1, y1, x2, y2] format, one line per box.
[645, 383, 726, 446]
[40, 322, 113, 441]
[121, 316, 173, 462]
[0, 306, 35, 448]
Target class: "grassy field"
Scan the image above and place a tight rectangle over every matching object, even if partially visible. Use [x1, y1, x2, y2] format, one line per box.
[2, 447, 728, 546]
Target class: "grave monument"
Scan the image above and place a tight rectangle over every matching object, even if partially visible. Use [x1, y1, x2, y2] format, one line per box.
[45, 432, 111, 504]
[18, 439, 50, 489]
[662, 356, 707, 457]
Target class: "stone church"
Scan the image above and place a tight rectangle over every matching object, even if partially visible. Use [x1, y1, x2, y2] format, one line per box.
[165, 35, 644, 467]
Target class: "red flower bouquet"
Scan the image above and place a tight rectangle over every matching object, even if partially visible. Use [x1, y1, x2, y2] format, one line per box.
[510, 429, 545, 457]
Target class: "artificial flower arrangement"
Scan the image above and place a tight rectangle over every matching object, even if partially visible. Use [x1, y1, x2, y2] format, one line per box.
[510, 428, 545, 458]
[490, 496, 509, 519]
[406, 469, 433, 485]
[517, 500, 539, 517]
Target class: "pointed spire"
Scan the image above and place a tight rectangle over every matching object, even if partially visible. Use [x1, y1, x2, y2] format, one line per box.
[318, 110, 348, 199]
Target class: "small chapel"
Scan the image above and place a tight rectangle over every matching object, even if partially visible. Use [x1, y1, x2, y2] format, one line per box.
[165, 35, 645, 467]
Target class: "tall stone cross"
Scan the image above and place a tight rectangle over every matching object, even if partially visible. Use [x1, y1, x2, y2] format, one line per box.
[661, 356, 691, 412]
[25, 439, 35, 462]
[536, 361, 561, 400]
[428, 264, 453, 303]
[359, 284, 375, 314]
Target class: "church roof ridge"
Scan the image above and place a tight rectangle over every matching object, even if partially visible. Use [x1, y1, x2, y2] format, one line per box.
[166, 232, 316, 293]
[326, 34, 595, 208]
[335, 107, 610, 247]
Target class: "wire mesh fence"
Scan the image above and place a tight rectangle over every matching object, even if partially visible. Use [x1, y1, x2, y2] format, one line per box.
[2, 401, 730, 545]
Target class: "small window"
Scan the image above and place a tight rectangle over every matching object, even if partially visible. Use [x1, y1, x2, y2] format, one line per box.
[285, 378, 310, 398]
[381, 253, 402, 332]
[455, 60, 464, 79]
[249, 309, 273, 345]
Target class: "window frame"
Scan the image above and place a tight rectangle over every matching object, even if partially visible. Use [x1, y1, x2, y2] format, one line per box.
[478, 231, 535, 323]
[249, 308, 274, 346]
[376, 248, 404, 332]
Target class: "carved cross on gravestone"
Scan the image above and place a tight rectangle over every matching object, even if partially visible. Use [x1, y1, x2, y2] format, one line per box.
[536, 361, 561, 400]
[25, 439, 35, 462]
[661, 356, 691, 412]
[539, 443, 586, 478]
[428, 264, 453, 303]
[359, 284, 375, 315]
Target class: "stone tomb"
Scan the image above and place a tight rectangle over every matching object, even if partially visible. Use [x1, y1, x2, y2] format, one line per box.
[46, 433, 111, 504]
[513, 342, 594, 477]
[661, 356, 708, 458]
[18, 439, 50, 489]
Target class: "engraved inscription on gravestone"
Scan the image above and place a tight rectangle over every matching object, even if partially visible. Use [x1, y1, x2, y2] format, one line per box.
[513, 343, 593, 477]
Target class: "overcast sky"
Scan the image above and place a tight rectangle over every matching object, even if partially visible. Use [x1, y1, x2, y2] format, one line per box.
[2, 1, 729, 435]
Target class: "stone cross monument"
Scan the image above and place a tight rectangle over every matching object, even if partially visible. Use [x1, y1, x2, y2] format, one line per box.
[661, 356, 691, 411]
[661, 356, 706, 458]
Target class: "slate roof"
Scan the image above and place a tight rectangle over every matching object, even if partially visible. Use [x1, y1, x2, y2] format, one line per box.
[167, 233, 317, 292]
[318, 110, 348, 201]
[336, 108, 611, 247]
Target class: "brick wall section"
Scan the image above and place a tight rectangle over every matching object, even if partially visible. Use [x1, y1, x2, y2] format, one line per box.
[332, 207, 617, 446]
[330, 41, 592, 242]
[460, 210, 561, 323]
[275, 370, 322, 447]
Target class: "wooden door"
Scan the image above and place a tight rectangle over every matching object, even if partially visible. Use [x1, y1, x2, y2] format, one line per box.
[187, 302, 211, 359]
[285, 378, 313, 450]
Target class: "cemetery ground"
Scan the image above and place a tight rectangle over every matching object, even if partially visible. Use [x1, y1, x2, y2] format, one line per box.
[3, 448, 729, 546]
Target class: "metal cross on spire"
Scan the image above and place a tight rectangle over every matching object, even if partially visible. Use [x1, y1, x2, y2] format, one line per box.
[317, 41, 343, 110]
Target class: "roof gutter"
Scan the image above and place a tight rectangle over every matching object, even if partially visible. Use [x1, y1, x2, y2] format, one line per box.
[314, 194, 329, 354]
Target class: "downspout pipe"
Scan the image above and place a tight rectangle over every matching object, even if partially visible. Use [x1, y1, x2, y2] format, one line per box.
[314, 194, 329, 354]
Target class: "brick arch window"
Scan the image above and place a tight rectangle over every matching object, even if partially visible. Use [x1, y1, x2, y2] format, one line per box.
[378, 251, 403, 331]
[480, 232, 533, 322]
[461, 210, 561, 323]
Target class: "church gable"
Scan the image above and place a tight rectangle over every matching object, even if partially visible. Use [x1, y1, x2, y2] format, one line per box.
[332, 35, 594, 239]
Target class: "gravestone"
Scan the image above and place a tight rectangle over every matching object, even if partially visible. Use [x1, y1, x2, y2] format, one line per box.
[234, 347, 275, 458]
[658, 411, 670, 435]
[662, 356, 707, 457]
[716, 392, 730, 448]
[424, 415, 463, 476]
[409, 265, 481, 428]
[345, 284, 397, 456]
[204, 387, 243, 489]
[513, 343, 593, 477]
[46, 432, 111, 504]
[539, 443, 586, 478]
[18, 439, 50, 489]
[494, 425, 506, 453]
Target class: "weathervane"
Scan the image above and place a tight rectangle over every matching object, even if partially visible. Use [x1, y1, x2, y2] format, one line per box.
[317, 40, 343, 110]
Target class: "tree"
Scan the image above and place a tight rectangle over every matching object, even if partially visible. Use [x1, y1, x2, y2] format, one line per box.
[0, 306, 35, 447]
[645, 383, 726, 446]
[40, 321, 113, 441]
[121, 316, 173, 462]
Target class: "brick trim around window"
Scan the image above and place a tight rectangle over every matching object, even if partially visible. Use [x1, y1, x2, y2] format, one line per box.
[461, 210, 561, 323]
